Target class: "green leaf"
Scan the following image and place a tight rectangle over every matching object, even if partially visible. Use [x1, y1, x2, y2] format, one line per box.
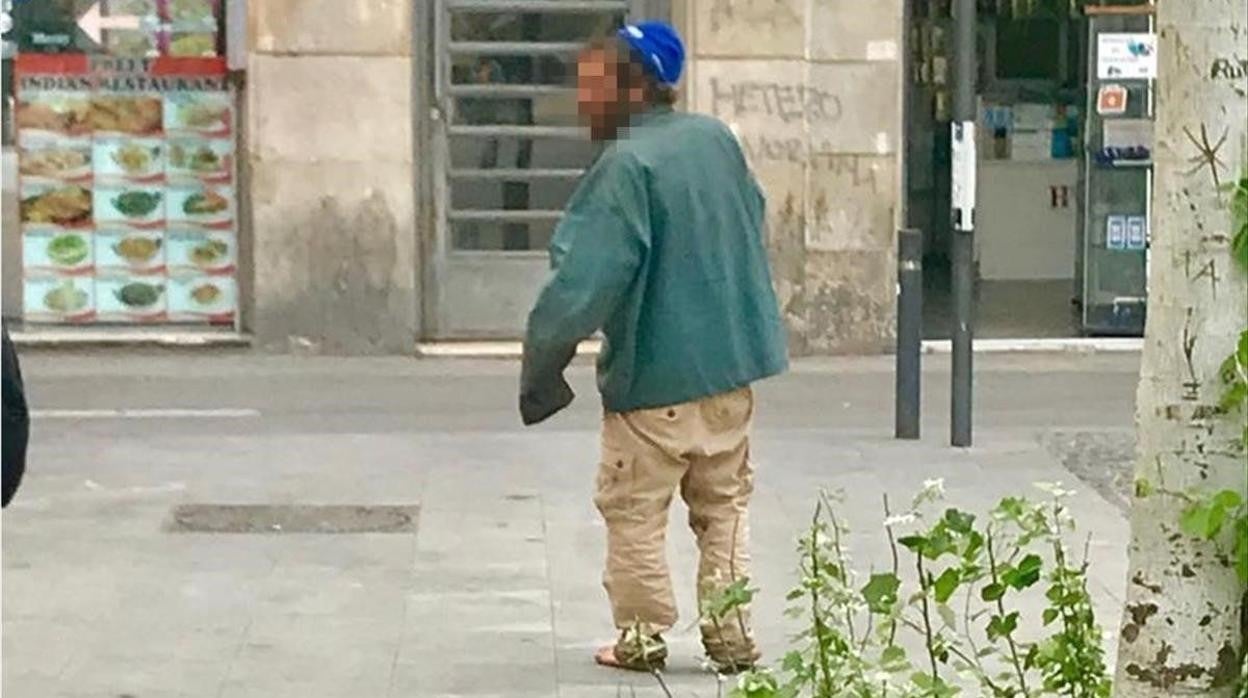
[943, 508, 976, 534]
[934, 568, 962, 604]
[881, 645, 908, 669]
[938, 602, 958, 630]
[1230, 175, 1248, 271]
[987, 612, 1020, 642]
[1212, 490, 1244, 512]
[1042, 607, 1060, 625]
[923, 529, 959, 560]
[730, 669, 782, 698]
[1220, 382, 1248, 414]
[995, 496, 1027, 521]
[898, 535, 928, 552]
[1003, 554, 1044, 590]
[1181, 503, 1213, 539]
[981, 582, 1006, 602]
[912, 672, 936, 690]
[1046, 584, 1064, 603]
[1232, 207, 1248, 273]
[1206, 503, 1232, 539]
[1235, 517, 1248, 584]
[963, 530, 985, 562]
[861, 573, 902, 614]
[704, 577, 758, 620]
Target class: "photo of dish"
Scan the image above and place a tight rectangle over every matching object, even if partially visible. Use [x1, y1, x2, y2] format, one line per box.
[44, 281, 90, 314]
[168, 0, 216, 23]
[106, 30, 158, 58]
[183, 190, 229, 217]
[90, 96, 163, 135]
[115, 282, 164, 309]
[168, 274, 235, 320]
[177, 101, 229, 130]
[21, 147, 91, 179]
[113, 235, 163, 264]
[111, 143, 162, 176]
[17, 99, 93, 136]
[46, 234, 90, 267]
[21, 186, 92, 226]
[170, 33, 216, 57]
[190, 239, 229, 268]
[191, 283, 222, 306]
[112, 190, 163, 218]
[169, 143, 223, 174]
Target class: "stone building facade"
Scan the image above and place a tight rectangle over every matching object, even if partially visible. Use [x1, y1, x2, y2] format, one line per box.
[246, 0, 904, 354]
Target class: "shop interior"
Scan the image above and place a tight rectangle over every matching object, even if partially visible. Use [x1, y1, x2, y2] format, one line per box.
[906, 1, 1153, 340]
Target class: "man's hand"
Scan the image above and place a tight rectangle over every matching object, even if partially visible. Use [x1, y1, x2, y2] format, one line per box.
[520, 376, 576, 426]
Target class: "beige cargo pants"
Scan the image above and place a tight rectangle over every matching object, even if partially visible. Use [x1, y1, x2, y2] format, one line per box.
[595, 386, 758, 664]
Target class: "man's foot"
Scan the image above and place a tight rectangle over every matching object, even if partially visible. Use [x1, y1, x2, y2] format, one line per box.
[706, 654, 757, 675]
[595, 645, 647, 672]
[703, 638, 761, 675]
[593, 634, 668, 672]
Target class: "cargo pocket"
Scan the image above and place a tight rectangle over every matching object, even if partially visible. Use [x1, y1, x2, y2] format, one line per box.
[702, 388, 754, 434]
[594, 448, 636, 520]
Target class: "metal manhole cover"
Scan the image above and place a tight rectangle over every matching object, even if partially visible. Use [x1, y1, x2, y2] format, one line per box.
[166, 504, 420, 534]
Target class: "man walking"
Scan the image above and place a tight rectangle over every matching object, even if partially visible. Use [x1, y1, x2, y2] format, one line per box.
[519, 22, 788, 673]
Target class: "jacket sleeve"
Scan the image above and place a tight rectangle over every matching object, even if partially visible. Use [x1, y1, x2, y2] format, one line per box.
[3, 326, 30, 508]
[519, 154, 648, 425]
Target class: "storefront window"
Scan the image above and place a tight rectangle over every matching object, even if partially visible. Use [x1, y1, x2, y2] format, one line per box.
[6, 0, 237, 329]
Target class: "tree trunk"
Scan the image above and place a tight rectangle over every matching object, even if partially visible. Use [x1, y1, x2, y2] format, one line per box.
[1114, 1, 1248, 697]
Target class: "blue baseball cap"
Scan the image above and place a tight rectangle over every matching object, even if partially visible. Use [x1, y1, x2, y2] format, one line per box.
[617, 21, 685, 87]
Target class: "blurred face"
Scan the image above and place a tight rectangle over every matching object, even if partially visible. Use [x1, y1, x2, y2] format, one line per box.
[577, 46, 646, 141]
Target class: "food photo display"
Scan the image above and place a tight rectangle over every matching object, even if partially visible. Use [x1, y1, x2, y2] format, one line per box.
[16, 54, 237, 326]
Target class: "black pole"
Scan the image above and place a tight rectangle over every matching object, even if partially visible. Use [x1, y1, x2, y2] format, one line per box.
[950, 0, 976, 447]
[895, 228, 923, 440]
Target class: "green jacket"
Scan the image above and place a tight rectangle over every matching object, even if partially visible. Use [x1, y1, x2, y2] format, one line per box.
[520, 107, 788, 424]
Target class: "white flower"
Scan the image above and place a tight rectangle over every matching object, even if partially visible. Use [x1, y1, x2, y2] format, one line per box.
[1035, 481, 1075, 498]
[922, 478, 946, 496]
[884, 513, 918, 527]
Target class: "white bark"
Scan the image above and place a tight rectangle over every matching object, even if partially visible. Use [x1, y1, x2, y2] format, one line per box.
[1114, 1, 1248, 697]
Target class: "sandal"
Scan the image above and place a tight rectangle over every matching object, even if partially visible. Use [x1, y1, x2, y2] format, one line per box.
[594, 634, 668, 672]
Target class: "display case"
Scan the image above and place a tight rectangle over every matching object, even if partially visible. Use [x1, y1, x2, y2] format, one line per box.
[1078, 7, 1155, 336]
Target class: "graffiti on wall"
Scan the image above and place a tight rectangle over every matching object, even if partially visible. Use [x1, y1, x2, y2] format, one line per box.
[708, 77, 842, 124]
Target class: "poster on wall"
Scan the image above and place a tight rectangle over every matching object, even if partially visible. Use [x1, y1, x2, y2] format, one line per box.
[1097, 33, 1157, 80]
[15, 53, 236, 326]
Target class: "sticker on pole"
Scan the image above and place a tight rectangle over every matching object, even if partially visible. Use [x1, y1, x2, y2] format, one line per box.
[951, 121, 976, 232]
[1097, 33, 1157, 80]
[1097, 84, 1128, 115]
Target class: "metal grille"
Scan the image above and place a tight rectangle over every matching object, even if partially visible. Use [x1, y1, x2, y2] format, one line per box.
[437, 0, 629, 252]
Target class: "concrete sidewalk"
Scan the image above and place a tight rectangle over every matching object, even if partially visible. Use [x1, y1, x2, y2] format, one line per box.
[2, 353, 1138, 697]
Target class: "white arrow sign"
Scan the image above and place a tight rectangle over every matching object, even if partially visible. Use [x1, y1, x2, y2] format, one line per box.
[77, 1, 141, 44]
